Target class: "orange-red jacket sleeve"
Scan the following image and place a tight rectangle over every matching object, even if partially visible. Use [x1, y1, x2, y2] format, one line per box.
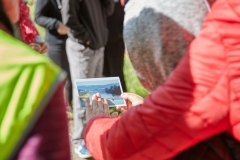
[84, 0, 240, 159]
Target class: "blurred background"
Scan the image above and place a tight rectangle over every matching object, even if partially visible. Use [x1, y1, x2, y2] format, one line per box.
[26, 0, 149, 98]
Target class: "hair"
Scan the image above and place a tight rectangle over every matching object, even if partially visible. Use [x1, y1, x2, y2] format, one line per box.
[0, 0, 14, 34]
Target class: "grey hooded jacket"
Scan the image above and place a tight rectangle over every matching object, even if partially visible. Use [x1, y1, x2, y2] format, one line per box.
[124, 0, 215, 92]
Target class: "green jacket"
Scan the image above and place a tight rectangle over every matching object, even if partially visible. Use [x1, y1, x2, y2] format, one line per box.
[0, 30, 65, 159]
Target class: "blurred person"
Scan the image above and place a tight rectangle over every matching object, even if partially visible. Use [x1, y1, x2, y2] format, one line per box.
[115, 0, 214, 113]
[123, 0, 215, 93]
[61, 0, 114, 158]
[103, 0, 126, 91]
[93, 0, 237, 158]
[0, 0, 70, 159]
[15, 0, 48, 53]
[120, 0, 237, 158]
[117, 0, 214, 109]
[83, 0, 240, 159]
[34, 0, 72, 107]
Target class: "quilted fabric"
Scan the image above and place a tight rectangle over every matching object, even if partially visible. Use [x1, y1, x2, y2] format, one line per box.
[84, 0, 240, 159]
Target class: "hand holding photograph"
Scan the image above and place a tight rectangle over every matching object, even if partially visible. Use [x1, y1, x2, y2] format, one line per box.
[75, 77, 126, 107]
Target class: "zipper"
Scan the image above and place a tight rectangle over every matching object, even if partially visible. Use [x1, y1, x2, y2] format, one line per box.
[56, 0, 62, 9]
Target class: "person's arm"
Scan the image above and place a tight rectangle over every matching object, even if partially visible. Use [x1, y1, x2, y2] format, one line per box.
[34, 0, 62, 31]
[101, 0, 114, 16]
[84, 0, 234, 159]
[61, 0, 91, 46]
[35, 35, 42, 43]
[15, 83, 71, 159]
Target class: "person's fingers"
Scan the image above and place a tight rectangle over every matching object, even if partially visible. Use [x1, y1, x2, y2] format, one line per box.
[85, 98, 92, 121]
[98, 98, 103, 110]
[127, 99, 132, 109]
[85, 97, 91, 111]
[121, 92, 132, 100]
[101, 98, 105, 109]
[96, 92, 101, 98]
[30, 43, 41, 52]
[92, 94, 98, 109]
[121, 94, 133, 108]
[40, 43, 48, 53]
[121, 92, 142, 100]
[116, 106, 122, 110]
[120, 107, 127, 114]
[111, 112, 118, 118]
[92, 94, 98, 100]
[103, 98, 110, 116]
[116, 106, 127, 110]
[116, 98, 132, 114]
[121, 92, 144, 106]
[121, 99, 132, 109]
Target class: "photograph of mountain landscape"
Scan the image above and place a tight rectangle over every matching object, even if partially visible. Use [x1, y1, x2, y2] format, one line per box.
[75, 77, 126, 107]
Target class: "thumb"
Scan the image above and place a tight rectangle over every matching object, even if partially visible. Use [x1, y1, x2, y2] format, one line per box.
[120, 0, 125, 6]
[111, 112, 118, 118]
[121, 92, 143, 106]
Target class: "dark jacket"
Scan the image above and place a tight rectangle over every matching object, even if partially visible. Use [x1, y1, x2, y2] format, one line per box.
[34, 0, 67, 45]
[61, 0, 114, 49]
[106, 0, 124, 45]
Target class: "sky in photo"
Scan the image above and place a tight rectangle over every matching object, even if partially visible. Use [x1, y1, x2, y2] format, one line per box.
[76, 77, 120, 86]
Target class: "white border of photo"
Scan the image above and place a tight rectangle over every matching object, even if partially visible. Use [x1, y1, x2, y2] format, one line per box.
[74, 77, 126, 108]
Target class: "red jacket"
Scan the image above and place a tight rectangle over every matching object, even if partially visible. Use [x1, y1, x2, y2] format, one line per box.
[84, 0, 240, 159]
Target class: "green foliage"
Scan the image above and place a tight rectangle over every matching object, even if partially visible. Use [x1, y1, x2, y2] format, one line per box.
[123, 54, 149, 98]
[24, 0, 35, 5]
[109, 107, 118, 114]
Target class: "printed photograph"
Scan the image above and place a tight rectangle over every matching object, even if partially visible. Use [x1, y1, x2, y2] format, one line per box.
[75, 77, 126, 107]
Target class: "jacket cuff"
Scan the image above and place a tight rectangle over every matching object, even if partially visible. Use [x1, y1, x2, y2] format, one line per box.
[54, 21, 62, 30]
[84, 116, 107, 138]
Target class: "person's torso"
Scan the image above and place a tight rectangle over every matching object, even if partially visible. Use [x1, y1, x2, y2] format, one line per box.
[76, 0, 108, 49]
[45, 0, 67, 44]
